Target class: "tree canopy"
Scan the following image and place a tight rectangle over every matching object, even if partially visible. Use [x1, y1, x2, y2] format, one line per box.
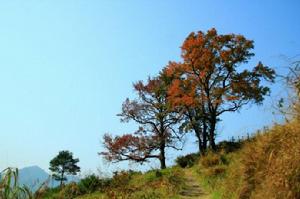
[100, 77, 183, 169]
[49, 150, 80, 187]
[100, 28, 275, 168]
[163, 28, 275, 151]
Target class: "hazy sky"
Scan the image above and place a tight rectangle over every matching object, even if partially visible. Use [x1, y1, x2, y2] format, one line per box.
[0, 0, 299, 173]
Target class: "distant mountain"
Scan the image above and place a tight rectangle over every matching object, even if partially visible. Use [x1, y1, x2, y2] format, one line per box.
[18, 166, 79, 192]
[18, 166, 50, 191]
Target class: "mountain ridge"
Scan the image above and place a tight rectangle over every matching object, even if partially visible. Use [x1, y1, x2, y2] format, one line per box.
[18, 165, 79, 192]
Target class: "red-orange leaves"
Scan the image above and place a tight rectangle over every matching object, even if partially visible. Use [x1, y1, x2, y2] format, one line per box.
[100, 28, 276, 164]
[100, 75, 183, 169]
[167, 78, 196, 107]
[220, 50, 232, 62]
[164, 28, 275, 115]
[163, 28, 275, 151]
[225, 95, 240, 101]
[100, 133, 155, 162]
[164, 61, 182, 77]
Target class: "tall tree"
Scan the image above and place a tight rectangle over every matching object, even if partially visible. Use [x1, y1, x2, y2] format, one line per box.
[164, 28, 275, 151]
[100, 76, 182, 169]
[161, 70, 209, 154]
[49, 150, 80, 187]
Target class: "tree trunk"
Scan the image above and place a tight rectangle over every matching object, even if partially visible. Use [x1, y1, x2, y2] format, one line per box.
[60, 170, 64, 187]
[209, 117, 217, 151]
[209, 132, 216, 151]
[159, 145, 166, 169]
[194, 128, 204, 156]
[159, 120, 167, 169]
[202, 120, 208, 153]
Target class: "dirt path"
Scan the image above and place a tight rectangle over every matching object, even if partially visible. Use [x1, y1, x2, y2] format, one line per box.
[179, 170, 210, 199]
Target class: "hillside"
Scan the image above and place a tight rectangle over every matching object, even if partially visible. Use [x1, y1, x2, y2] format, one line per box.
[39, 119, 299, 199]
[18, 166, 50, 192]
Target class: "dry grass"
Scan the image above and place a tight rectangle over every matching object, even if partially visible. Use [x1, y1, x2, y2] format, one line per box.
[222, 120, 300, 199]
[200, 152, 222, 168]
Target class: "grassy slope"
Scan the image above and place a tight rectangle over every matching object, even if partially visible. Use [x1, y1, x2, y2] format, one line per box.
[190, 120, 300, 199]
[77, 168, 184, 199]
[49, 119, 299, 199]
[76, 168, 212, 199]
[76, 192, 105, 199]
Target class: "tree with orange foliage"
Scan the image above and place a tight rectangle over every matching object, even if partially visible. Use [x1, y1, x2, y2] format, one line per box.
[100, 76, 183, 169]
[161, 71, 209, 155]
[164, 28, 275, 151]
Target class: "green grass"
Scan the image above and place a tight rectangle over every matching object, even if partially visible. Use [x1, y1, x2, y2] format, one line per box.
[72, 167, 184, 199]
[76, 191, 105, 199]
[182, 120, 300, 199]
[44, 117, 300, 199]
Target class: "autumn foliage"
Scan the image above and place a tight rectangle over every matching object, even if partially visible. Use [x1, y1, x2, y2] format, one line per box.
[163, 28, 275, 152]
[100, 28, 275, 168]
[100, 77, 183, 169]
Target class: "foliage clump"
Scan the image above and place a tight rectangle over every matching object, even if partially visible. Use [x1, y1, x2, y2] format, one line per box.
[101, 76, 183, 169]
[175, 153, 200, 168]
[104, 168, 184, 199]
[78, 174, 110, 195]
[49, 150, 80, 187]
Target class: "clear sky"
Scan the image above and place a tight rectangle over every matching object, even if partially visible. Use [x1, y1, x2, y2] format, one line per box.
[0, 0, 299, 174]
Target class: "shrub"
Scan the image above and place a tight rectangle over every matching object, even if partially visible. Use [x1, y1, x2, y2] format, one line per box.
[161, 167, 184, 192]
[200, 152, 221, 168]
[204, 165, 226, 177]
[167, 172, 183, 190]
[103, 170, 138, 198]
[155, 170, 162, 178]
[111, 170, 132, 188]
[79, 174, 110, 194]
[217, 140, 242, 153]
[57, 182, 80, 199]
[175, 153, 200, 168]
[37, 186, 61, 199]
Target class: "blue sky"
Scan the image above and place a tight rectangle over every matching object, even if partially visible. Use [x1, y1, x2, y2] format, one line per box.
[0, 0, 299, 173]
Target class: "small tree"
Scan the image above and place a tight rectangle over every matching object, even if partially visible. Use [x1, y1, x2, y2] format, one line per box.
[278, 60, 300, 119]
[49, 150, 80, 187]
[100, 76, 183, 169]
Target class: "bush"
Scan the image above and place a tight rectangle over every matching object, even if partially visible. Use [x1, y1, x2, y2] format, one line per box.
[111, 170, 133, 188]
[58, 182, 80, 199]
[217, 140, 242, 153]
[166, 171, 184, 190]
[200, 152, 222, 168]
[78, 174, 110, 194]
[155, 170, 162, 178]
[204, 165, 226, 177]
[175, 153, 200, 168]
[36, 186, 60, 199]
[41, 175, 111, 198]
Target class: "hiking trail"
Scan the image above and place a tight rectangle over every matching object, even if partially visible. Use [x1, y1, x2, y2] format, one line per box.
[179, 170, 210, 199]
